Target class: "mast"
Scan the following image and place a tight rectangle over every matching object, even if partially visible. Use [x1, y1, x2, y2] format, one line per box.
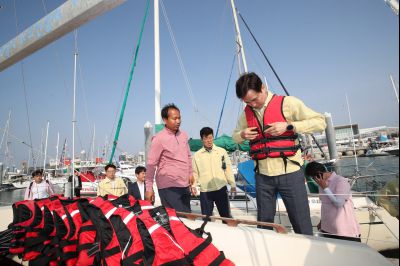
[230, 0, 248, 74]
[72, 30, 78, 196]
[0, 111, 11, 152]
[390, 74, 399, 104]
[43, 121, 49, 178]
[91, 124, 96, 162]
[154, 0, 162, 126]
[55, 132, 59, 171]
[3, 111, 12, 169]
[345, 93, 359, 175]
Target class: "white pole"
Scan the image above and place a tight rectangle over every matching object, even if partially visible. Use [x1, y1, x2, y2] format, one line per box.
[263, 76, 270, 92]
[43, 121, 49, 179]
[72, 30, 78, 197]
[55, 132, 59, 171]
[39, 128, 44, 170]
[27, 152, 31, 174]
[230, 0, 248, 74]
[390, 74, 399, 104]
[345, 93, 359, 174]
[2, 111, 11, 168]
[154, 0, 161, 126]
[91, 124, 96, 162]
[0, 111, 11, 150]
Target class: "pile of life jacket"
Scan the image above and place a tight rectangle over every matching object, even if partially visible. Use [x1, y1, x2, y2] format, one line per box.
[0, 194, 235, 266]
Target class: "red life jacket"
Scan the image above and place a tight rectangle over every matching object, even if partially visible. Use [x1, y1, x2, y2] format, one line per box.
[86, 198, 124, 266]
[42, 198, 83, 265]
[9, 199, 43, 255]
[22, 198, 52, 261]
[164, 208, 234, 266]
[102, 205, 145, 266]
[27, 196, 65, 265]
[76, 196, 151, 266]
[76, 220, 99, 266]
[136, 208, 188, 265]
[59, 201, 85, 266]
[245, 95, 301, 170]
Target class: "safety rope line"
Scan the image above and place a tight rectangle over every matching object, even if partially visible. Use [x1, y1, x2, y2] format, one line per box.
[216, 54, 236, 138]
[108, 0, 151, 164]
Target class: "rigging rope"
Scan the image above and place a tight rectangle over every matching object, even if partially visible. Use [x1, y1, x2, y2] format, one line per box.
[216, 54, 236, 138]
[236, 11, 289, 96]
[13, 0, 36, 169]
[237, 10, 327, 158]
[159, 0, 199, 113]
[108, 0, 151, 164]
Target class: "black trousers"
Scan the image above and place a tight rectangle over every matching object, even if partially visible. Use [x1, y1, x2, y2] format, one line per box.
[158, 186, 191, 213]
[200, 186, 232, 218]
[74, 188, 81, 197]
[256, 169, 313, 235]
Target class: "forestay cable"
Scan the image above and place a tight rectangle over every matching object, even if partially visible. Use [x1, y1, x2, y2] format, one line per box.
[216, 54, 236, 138]
[108, 0, 151, 163]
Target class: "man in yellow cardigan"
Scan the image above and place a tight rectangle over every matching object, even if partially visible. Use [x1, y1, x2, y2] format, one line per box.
[97, 164, 127, 197]
[193, 127, 236, 218]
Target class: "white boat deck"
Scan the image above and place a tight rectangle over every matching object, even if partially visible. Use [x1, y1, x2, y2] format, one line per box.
[0, 205, 395, 266]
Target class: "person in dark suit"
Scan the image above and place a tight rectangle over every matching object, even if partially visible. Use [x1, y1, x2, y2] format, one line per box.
[128, 166, 146, 200]
[68, 169, 83, 197]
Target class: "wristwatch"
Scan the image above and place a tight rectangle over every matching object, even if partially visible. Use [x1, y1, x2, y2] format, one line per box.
[286, 124, 294, 131]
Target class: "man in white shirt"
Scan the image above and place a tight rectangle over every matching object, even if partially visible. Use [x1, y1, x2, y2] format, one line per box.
[128, 166, 146, 200]
[24, 169, 55, 200]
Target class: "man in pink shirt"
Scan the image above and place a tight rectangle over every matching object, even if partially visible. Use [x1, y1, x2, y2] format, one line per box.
[145, 103, 193, 212]
[305, 161, 361, 242]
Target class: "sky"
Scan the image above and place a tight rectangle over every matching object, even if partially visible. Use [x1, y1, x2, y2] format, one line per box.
[0, 0, 399, 167]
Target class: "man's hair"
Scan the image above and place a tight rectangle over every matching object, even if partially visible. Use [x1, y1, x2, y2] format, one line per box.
[161, 103, 180, 120]
[304, 161, 328, 177]
[135, 166, 146, 175]
[32, 169, 43, 178]
[105, 164, 117, 171]
[235, 72, 263, 99]
[200, 127, 214, 139]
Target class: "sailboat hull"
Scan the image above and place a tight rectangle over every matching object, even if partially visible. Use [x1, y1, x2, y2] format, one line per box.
[0, 205, 393, 266]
